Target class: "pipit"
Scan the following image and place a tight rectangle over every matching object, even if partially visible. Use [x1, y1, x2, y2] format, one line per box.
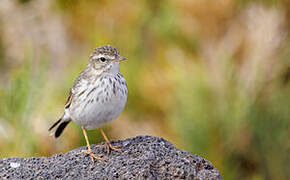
[49, 45, 127, 162]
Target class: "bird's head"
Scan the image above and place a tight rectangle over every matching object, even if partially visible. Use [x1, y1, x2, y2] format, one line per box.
[89, 45, 127, 74]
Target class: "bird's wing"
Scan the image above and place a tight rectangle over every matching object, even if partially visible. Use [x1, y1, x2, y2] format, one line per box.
[64, 89, 72, 109]
[64, 68, 88, 109]
[49, 70, 87, 134]
[64, 66, 95, 109]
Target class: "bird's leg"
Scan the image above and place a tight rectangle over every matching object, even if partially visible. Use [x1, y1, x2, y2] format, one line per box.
[81, 126, 103, 162]
[98, 127, 122, 155]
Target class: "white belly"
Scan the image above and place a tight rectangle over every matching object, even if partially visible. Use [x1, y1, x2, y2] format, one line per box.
[68, 74, 127, 129]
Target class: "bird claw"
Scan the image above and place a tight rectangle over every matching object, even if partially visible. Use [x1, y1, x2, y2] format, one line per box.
[96, 143, 122, 155]
[81, 150, 104, 163]
[105, 142, 122, 155]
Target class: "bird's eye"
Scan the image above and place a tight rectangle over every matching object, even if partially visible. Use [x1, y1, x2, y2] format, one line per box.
[99, 57, 106, 62]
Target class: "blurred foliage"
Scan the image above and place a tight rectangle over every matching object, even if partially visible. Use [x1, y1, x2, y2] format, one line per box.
[0, 0, 290, 179]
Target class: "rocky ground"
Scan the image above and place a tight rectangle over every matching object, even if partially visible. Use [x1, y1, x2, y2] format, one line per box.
[0, 136, 221, 179]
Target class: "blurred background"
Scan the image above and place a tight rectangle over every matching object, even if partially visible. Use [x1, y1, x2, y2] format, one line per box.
[0, 0, 289, 179]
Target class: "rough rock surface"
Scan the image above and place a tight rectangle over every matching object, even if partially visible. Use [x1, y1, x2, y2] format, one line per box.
[0, 136, 221, 179]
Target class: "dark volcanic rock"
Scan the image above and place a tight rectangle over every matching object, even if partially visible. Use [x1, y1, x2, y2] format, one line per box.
[0, 136, 221, 179]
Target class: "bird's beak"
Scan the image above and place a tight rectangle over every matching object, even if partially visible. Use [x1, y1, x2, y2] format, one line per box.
[114, 56, 127, 62]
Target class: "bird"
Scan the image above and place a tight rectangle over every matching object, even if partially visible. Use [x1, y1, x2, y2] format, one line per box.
[49, 45, 128, 162]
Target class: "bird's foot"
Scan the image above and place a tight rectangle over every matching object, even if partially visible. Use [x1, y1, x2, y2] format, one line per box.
[96, 142, 122, 155]
[81, 149, 104, 163]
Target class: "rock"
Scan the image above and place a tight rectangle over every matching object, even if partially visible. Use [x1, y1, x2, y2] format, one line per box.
[0, 136, 222, 179]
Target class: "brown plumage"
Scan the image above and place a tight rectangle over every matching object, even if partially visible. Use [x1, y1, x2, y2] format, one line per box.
[49, 45, 128, 162]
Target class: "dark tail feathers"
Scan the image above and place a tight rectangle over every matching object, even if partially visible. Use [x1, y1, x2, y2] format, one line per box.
[49, 118, 71, 138]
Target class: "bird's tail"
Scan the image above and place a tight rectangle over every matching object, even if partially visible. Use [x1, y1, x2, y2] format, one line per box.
[49, 117, 71, 138]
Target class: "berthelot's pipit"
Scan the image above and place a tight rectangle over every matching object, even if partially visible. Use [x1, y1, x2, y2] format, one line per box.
[49, 45, 127, 162]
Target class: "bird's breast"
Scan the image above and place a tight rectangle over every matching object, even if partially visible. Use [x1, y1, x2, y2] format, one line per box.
[68, 73, 127, 128]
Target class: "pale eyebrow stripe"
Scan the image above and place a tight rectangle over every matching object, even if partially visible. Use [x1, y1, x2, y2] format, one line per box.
[92, 54, 104, 59]
[92, 54, 115, 59]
